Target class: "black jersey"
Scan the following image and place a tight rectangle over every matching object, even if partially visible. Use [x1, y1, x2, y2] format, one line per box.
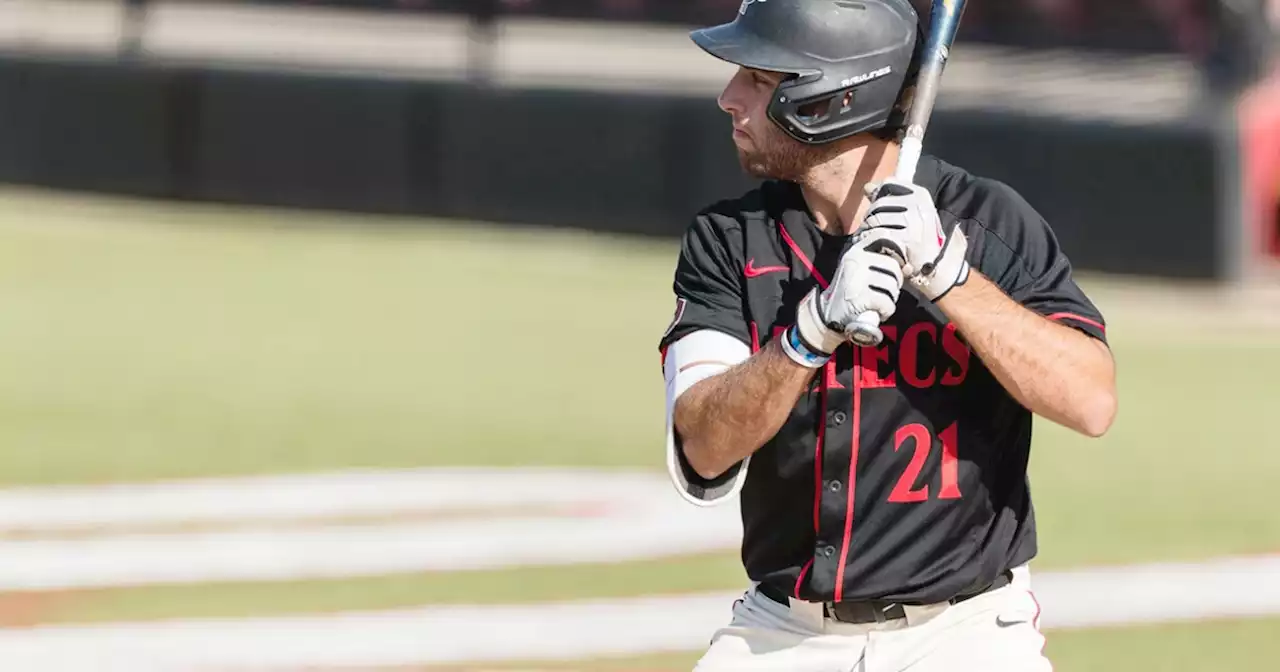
[658, 155, 1108, 605]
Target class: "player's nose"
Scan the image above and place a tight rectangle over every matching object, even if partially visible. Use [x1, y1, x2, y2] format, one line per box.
[717, 69, 751, 117]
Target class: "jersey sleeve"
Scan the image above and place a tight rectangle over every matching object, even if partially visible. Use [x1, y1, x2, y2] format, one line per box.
[658, 213, 750, 358]
[658, 213, 751, 506]
[663, 330, 752, 507]
[966, 183, 1109, 343]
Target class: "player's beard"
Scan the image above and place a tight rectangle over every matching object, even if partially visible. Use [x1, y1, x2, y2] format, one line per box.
[736, 121, 844, 182]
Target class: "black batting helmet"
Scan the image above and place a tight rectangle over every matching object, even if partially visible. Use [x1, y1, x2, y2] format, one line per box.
[691, 0, 922, 144]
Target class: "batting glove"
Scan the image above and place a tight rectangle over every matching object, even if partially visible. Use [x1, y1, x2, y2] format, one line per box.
[787, 230, 905, 368]
[860, 179, 970, 302]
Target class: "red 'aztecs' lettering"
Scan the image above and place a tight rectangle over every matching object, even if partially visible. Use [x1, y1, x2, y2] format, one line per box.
[859, 322, 971, 389]
[901, 323, 935, 388]
[771, 321, 970, 390]
[861, 325, 898, 389]
[940, 323, 970, 386]
[825, 361, 846, 390]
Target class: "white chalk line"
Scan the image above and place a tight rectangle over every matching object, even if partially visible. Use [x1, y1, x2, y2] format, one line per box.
[0, 468, 710, 530]
[0, 468, 741, 590]
[0, 469, 1276, 669]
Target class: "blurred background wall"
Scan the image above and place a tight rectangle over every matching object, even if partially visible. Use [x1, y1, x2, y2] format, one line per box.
[0, 0, 1277, 280]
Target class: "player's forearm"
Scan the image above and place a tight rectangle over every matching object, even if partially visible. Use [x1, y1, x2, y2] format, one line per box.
[673, 339, 819, 479]
[937, 272, 1117, 437]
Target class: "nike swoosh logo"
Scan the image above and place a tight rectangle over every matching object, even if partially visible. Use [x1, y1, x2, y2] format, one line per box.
[744, 260, 789, 278]
[995, 614, 1030, 628]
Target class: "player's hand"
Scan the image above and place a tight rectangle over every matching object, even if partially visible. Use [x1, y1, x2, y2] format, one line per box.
[790, 230, 905, 365]
[861, 179, 971, 302]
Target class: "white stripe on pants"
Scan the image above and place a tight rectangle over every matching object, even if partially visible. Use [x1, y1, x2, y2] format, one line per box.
[693, 565, 1052, 672]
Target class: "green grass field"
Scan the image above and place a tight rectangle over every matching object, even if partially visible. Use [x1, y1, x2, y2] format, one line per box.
[0, 186, 1277, 669]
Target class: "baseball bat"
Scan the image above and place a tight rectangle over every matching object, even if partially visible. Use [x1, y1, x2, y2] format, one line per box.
[847, 0, 968, 348]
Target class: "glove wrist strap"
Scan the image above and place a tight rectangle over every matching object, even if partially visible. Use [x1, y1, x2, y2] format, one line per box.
[794, 289, 845, 355]
[917, 229, 971, 301]
[781, 325, 831, 369]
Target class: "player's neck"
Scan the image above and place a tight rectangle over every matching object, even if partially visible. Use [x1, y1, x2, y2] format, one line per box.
[800, 140, 899, 237]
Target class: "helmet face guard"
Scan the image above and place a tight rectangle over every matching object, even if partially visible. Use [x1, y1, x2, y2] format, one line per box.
[691, 0, 921, 145]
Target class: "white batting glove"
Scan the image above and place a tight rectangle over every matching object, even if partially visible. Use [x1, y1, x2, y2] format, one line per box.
[861, 179, 971, 302]
[785, 230, 905, 368]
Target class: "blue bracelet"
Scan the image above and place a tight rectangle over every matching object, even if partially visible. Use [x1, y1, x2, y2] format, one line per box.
[781, 325, 831, 368]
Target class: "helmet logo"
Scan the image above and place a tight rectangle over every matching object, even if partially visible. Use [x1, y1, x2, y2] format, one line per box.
[840, 66, 892, 88]
[738, 0, 766, 15]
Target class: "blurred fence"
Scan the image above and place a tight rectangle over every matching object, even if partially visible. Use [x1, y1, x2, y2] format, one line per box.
[0, 0, 1277, 279]
[232, 0, 1273, 70]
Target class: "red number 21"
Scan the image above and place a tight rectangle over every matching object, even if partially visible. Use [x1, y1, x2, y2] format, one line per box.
[888, 422, 961, 503]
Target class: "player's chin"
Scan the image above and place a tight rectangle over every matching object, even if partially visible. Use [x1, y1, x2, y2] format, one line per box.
[737, 151, 775, 179]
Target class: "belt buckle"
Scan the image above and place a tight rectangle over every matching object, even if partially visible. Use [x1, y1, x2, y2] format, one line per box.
[822, 601, 841, 622]
[872, 603, 895, 624]
[824, 599, 901, 625]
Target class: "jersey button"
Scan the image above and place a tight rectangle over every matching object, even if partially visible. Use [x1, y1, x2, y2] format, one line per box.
[823, 545, 836, 558]
[827, 480, 842, 493]
[827, 410, 847, 426]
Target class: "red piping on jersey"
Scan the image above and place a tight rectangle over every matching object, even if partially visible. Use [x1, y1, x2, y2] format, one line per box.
[833, 346, 864, 602]
[750, 322, 760, 353]
[1030, 589, 1050, 667]
[778, 221, 829, 289]
[1030, 590, 1044, 631]
[794, 558, 813, 598]
[1046, 312, 1106, 334]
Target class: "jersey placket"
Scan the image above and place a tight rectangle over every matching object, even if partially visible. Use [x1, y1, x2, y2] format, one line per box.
[804, 347, 860, 600]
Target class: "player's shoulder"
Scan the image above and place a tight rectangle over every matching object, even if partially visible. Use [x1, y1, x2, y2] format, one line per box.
[927, 155, 1071, 272]
[683, 179, 795, 248]
[928, 155, 1047, 237]
[693, 179, 795, 227]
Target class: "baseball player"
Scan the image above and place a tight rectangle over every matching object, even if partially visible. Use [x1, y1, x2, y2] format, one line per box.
[658, 1, 1118, 670]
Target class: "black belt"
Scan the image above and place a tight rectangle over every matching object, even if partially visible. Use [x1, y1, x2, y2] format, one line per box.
[758, 571, 1013, 625]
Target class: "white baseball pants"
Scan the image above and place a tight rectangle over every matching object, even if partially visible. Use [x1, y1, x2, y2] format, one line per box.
[693, 566, 1052, 672]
